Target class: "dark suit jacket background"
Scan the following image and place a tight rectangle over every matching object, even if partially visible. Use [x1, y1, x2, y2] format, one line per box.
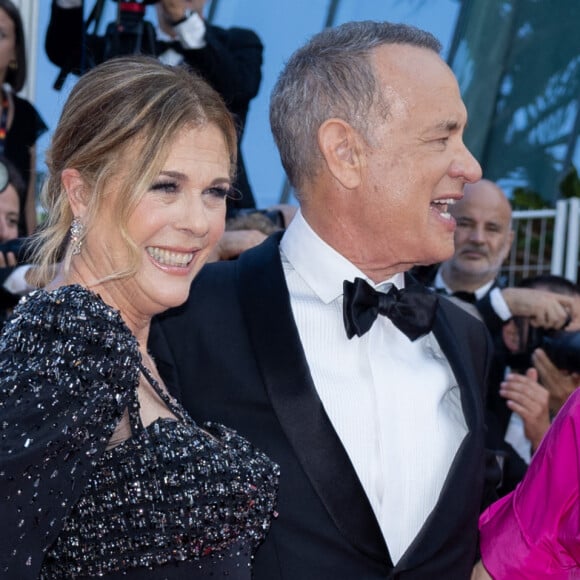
[150, 234, 496, 580]
[45, 0, 262, 210]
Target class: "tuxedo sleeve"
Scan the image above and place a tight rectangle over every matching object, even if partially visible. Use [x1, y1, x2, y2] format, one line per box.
[45, 1, 105, 75]
[181, 26, 263, 113]
[45, 2, 83, 69]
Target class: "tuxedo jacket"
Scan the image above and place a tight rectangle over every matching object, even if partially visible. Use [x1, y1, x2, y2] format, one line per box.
[149, 233, 497, 580]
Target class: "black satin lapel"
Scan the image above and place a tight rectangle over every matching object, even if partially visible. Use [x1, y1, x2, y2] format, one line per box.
[397, 281, 483, 569]
[433, 305, 481, 433]
[237, 233, 389, 564]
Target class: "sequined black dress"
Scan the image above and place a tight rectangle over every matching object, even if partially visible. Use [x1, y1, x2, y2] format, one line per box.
[0, 286, 279, 579]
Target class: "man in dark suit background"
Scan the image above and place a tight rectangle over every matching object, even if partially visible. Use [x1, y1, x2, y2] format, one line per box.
[414, 179, 577, 494]
[150, 21, 498, 579]
[45, 0, 262, 210]
[419, 179, 573, 339]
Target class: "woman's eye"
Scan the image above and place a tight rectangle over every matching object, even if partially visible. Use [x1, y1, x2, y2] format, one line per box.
[151, 181, 178, 193]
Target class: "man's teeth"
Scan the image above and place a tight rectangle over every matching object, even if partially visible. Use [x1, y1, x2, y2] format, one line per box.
[432, 198, 455, 219]
[147, 247, 194, 267]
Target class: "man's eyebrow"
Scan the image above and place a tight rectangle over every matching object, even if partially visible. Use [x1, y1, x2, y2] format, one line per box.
[434, 119, 461, 132]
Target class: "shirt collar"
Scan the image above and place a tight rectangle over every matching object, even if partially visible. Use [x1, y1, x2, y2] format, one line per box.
[434, 267, 495, 300]
[280, 209, 405, 304]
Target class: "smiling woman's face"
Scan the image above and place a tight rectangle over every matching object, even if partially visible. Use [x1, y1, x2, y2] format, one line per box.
[73, 123, 230, 320]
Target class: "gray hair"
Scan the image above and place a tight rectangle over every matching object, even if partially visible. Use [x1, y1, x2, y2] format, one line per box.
[269, 21, 442, 192]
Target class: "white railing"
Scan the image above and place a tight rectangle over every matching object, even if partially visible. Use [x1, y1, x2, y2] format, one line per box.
[565, 197, 580, 283]
[502, 199, 578, 285]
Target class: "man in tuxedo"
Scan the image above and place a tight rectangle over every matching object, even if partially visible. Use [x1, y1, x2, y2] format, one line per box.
[150, 21, 498, 579]
[45, 0, 262, 209]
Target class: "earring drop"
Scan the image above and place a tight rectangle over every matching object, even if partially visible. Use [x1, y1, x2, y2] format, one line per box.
[70, 217, 85, 255]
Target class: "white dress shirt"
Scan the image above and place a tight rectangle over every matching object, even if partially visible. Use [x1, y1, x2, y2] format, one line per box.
[280, 211, 467, 563]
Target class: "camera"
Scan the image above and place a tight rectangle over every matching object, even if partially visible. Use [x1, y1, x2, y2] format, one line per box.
[509, 321, 580, 373]
[101, 0, 158, 60]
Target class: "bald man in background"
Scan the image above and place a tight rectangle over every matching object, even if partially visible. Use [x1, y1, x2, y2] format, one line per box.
[432, 179, 573, 331]
[415, 178, 578, 493]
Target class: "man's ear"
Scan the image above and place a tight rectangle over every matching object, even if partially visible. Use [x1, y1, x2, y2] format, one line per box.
[61, 168, 89, 218]
[317, 118, 363, 189]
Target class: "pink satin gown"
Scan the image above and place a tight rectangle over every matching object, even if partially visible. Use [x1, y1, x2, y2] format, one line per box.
[479, 388, 580, 579]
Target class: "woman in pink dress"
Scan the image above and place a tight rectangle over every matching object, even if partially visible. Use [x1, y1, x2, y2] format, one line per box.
[473, 386, 580, 579]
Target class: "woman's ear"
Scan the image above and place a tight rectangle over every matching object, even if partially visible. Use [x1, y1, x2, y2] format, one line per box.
[317, 118, 363, 190]
[61, 168, 88, 217]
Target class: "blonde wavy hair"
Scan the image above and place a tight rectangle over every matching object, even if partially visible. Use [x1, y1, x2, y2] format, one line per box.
[29, 55, 237, 287]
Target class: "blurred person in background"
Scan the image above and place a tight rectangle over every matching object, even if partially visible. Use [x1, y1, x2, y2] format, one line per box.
[0, 155, 34, 326]
[46, 0, 262, 212]
[414, 179, 579, 495]
[0, 0, 48, 236]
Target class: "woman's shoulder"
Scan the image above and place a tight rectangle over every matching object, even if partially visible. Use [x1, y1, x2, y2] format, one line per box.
[1, 285, 138, 364]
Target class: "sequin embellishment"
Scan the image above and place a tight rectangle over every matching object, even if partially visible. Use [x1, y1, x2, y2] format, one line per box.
[0, 285, 279, 578]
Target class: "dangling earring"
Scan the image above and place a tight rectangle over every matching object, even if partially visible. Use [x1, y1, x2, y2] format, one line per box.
[8, 60, 17, 71]
[70, 217, 85, 255]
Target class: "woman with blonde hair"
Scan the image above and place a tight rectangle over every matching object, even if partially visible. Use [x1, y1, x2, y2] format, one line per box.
[0, 0, 47, 235]
[0, 55, 278, 579]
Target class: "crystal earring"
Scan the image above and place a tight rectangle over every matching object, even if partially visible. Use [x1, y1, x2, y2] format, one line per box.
[70, 217, 85, 255]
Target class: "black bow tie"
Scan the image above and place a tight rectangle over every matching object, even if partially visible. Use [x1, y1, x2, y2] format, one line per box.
[343, 277, 439, 341]
[451, 290, 477, 304]
[435, 288, 478, 304]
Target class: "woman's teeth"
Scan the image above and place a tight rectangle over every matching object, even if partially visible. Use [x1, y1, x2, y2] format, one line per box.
[147, 247, 194, 267]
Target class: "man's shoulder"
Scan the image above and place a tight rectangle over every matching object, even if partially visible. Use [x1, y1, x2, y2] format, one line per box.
[167, 233, 282, 310]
